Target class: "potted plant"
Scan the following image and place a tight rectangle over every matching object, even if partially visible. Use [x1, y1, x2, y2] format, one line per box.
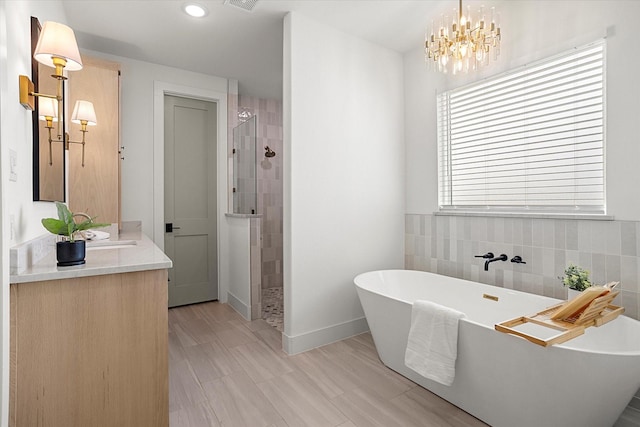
[560, 263, 591, 299]
[41, 202, 109, 266]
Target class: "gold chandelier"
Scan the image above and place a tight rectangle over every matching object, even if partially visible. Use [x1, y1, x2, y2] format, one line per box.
[425, 0, 501, 74]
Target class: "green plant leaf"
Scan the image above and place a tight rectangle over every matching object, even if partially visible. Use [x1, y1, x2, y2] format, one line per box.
[41, 218, 67, 235]
[42, 202, 111, 242]
[75, 217, 110, 233]
[560, 263, 591, 290]
[56, 202, 73, 225]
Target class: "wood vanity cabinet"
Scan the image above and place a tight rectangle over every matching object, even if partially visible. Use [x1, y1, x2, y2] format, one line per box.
[9, 270, 168, 427]
[68, 56, 121, 226]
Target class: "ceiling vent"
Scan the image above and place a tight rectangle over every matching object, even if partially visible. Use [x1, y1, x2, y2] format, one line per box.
[224, 0, 259, 12]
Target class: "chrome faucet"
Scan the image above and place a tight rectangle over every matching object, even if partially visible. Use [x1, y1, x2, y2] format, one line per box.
[484, 253, 508, 271]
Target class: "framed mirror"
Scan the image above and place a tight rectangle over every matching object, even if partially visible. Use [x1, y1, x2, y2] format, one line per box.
[31, 16, 66, 202]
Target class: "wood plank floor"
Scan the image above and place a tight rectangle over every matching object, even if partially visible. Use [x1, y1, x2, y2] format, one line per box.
[169, 301, 487, 427]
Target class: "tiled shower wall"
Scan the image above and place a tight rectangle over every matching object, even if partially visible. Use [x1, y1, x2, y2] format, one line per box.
[238, 96, 283, 289]
[405, 214, 640, 320]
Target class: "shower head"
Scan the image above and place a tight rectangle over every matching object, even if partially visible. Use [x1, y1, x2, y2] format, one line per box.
[265, 146, 276, 158]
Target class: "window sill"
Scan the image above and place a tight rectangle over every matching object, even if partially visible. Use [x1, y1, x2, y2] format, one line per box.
[434, 211, 614, 221]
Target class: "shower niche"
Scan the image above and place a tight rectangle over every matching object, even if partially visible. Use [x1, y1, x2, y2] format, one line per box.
[232, 116, 257, 214]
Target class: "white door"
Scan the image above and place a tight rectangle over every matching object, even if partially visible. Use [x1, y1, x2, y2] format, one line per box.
[164, 95, 218, 307]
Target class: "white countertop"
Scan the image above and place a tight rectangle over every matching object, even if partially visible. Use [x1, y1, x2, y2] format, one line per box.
[10, 231, 172, 284]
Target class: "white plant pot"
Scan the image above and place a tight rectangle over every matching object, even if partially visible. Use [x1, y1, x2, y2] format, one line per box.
[567, 288, 582, 300]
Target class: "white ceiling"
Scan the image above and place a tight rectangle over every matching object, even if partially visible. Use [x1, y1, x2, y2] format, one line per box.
[62, 0, 452, 99]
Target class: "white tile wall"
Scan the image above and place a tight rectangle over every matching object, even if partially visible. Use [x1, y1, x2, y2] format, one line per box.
[405, 214, 640, 320]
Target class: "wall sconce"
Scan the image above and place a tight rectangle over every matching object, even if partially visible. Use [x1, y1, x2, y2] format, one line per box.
[20, 21, 82, 110]
[69, 100, 97, 167]
[19, 20, 97, 167]
[38, 96, 58, 166]
[38, 98, 97, 167]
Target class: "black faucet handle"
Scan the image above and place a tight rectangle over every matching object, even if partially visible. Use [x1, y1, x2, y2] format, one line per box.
[475, 252, 494, 259]
[511, 255, 526, 264]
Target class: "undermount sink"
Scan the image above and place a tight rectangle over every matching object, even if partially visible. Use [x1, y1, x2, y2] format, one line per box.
[86, 240, 137, 250]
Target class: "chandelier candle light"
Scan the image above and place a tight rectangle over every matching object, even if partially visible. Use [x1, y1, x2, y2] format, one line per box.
[426, 0, 501, 74]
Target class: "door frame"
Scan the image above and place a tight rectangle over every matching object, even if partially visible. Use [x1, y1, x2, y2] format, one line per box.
[153, 81, 228, 303]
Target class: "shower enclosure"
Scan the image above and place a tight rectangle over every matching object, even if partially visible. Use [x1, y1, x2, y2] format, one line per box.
[232, 116, 257, 214]
[229, 102, 283, 330]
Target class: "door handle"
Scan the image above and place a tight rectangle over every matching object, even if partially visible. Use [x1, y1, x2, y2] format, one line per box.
[165, 223, 181, 233]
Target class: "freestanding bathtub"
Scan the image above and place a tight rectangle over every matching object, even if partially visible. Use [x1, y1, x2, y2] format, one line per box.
[354, 270, 640, 427]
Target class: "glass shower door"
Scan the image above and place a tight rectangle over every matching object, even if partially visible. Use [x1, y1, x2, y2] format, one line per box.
[232, 116, 257, 214]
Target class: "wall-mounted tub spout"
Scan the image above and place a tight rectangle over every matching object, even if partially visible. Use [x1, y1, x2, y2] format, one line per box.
[484, 254, 508, 271]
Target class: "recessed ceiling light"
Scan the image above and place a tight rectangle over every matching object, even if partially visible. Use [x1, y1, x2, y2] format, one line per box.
[183, 3, 208, 18]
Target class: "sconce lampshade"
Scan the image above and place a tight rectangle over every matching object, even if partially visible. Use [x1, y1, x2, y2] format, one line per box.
[38, 97, 58, 121]
[34, 21, 83, 71]
[71, 100, 97, 125]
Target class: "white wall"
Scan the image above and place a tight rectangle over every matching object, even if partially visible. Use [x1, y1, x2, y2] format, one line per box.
[1, 2, 68, 426]
[283, 12, 405, 354]
[405, 0, 640, 221]
[0, 5, 233, 248]
[80, 49, 229, 240]
[3, 2, 68, 245]
[227, 216, 251, 319]
[1, 16, 232, 425]
[0, 0, 5, 400]
[0, 5, 8, 426]
[78, 50, 231, 303]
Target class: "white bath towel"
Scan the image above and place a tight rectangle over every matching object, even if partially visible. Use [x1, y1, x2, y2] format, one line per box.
[404, 300, 466, 386]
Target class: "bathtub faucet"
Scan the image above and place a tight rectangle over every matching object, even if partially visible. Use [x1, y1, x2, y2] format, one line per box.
[484, 253, 508, 271]
[474, 252, 494, 259]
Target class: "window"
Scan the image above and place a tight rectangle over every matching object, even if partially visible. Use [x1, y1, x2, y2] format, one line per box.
[437, 40, 605, 215]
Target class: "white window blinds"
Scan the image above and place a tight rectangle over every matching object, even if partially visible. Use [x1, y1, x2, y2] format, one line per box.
[437, 41, 605, 214]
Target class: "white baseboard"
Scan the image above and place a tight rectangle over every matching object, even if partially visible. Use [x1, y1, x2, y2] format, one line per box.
[282, 316, 369, 355]
[227, 292, 250, 320]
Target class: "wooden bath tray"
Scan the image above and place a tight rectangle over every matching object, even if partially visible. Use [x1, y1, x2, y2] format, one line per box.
[495, 290, 624, 347]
